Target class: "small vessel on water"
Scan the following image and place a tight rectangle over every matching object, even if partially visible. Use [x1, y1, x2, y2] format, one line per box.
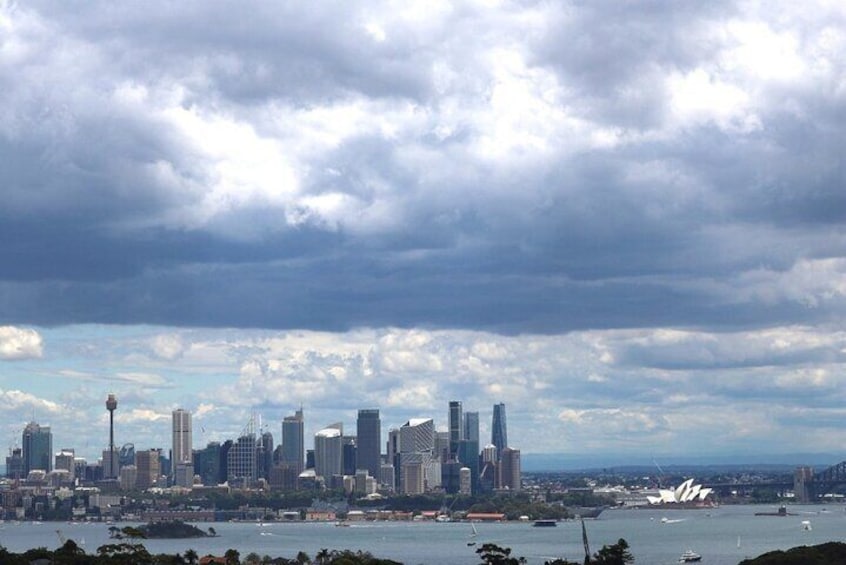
[532, 519, 557, 527]
[801, 520, 812, 531]
[679, 549, 702, 562]
[467, 522, 478, 546]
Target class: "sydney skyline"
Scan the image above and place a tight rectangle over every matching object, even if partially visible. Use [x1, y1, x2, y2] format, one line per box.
[1, 1, 845, 464]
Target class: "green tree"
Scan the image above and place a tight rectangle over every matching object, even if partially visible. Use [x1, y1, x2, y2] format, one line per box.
[225, 548, 241, 565]
[185, 548, 199, 565]
[476, 543, 527, 565]
[592, 539, 633, 565]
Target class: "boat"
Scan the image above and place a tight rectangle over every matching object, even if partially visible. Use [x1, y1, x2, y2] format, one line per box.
[532, 519, 557, 527]
[467, 522, 478, 546]
[802, 520, 812, 531]
[679, 549, 702, 562]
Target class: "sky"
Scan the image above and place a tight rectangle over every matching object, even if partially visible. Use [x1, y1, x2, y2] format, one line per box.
[1, 0, 846, 467]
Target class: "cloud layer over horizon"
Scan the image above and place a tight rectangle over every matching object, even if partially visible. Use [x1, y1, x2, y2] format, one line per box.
[1, 1, 846, 460]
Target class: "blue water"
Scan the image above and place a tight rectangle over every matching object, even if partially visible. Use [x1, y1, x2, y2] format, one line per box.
[2, 504, 844, 564]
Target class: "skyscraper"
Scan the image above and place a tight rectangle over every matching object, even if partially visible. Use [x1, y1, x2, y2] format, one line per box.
[314, 424, 343, 480]
[491, 403, 507, 459]
[281, 408, 305, 475]
[135, 449, 160, 489]
[464, 411, 479, 443]
[172, 408, 193, 465]
[448, 401, 463, 460]
[398, 418, 438, 492]
[499, 447, 521, 491]
[22, 421, 52, 474]
[356, 408, 381, 478]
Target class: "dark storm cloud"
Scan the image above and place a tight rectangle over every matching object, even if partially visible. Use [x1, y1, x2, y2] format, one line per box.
[1, 0, 845, 333]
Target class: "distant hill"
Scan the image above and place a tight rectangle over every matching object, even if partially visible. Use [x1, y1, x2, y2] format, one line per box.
[520, 452, 844, 472]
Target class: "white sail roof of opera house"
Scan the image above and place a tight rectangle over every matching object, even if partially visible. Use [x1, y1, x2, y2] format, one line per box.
[646, 478, 713, 505]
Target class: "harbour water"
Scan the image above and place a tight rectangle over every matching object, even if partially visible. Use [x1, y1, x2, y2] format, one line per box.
[2, 504, 845, 564]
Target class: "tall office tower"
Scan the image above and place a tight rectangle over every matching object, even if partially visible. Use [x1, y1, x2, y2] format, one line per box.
[172, 409, 193, 465]
[219, 439, 233, 483]
[119, 464, 138, 490]
[73, 457, 88, 482]
[105, 394, 118, 478]
[22, 421, 52, 474]
[258, 431, 274, 480]
[400, 418, 434, 454]
[194, 441, 223, 486]
[387, 428, 401, 490]
[227, 432, 257, 486]
[55, 448, 76, 481]
[464, 411, 479, 443]
[281, 408, 305, 475]
[227, 415, 258, 487]
[434, 431, 450, 462]
[342, 436, 357, 476]
[356, 409, 381, 478]
[398, 418, 436, 492]
[448, 401, 463, 460]
[6, 448, 23, 479]
[499, 447, 521, 491]
[314, 426, 343, 480]
[491, 403, 508, 459]
[135, 449, 161, 489]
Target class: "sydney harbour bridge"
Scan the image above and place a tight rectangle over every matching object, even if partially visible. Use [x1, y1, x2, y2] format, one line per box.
[702, 461, 846, 503]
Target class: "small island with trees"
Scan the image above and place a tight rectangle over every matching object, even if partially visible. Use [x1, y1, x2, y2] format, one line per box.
[108, 520, 217, 540]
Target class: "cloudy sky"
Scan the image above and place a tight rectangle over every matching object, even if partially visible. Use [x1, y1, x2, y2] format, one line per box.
[1, 0, 845, 467]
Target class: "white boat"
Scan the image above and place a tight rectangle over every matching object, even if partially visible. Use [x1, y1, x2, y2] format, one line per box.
[801, 520, 812, 531]
[679, 549, 702, 562]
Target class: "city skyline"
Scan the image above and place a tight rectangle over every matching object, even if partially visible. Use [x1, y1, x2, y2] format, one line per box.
[2, 2, 846, 464]
[3, 398, 515, 469]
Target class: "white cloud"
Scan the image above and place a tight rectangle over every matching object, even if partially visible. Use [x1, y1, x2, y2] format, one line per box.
[0, 326, 43, 360]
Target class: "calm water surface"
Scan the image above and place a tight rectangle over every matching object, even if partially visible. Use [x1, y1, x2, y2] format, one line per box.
[2, 504, 845, 564]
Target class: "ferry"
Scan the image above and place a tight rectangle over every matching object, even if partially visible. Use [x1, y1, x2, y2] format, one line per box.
[532, 519, 557, 527]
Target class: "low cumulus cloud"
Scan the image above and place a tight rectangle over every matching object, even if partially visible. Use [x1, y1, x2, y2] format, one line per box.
[0, 326, 43, 360]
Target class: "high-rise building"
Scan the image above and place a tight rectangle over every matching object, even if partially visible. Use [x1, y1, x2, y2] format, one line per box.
[356, 409, 381, 478]
[448, 401, 463, 460]
[227, 432, 257, 486]
[400, 418, 434, 454]
[135, 449, 161, 489]
[172, 409, 193, 465]
[55, 448, 76, 481]
[258, 431, 274, 480]
[398, 418, 437, 492]
[314, 425, 343, 480]
[22, 421, 52, 474]
[6, 447, 23, 479]
[464, 411, 479, 443]
[194, 441, 223, 486]
[120, 464, 138, 491]
[491, 403, 507, 459]
[281, 408, 305, 475]
[342, 435, 357, 476]
[434, 431, 450, 462]
[499, 447, 521, 491]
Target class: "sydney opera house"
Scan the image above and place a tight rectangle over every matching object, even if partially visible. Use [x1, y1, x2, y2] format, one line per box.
[646, 478, 713, 505]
